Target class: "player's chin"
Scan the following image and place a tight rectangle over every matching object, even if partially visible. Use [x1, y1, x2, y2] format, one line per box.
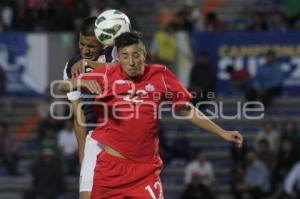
[128, 70, 140, 77]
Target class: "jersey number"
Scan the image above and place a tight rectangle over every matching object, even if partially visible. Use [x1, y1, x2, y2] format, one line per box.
[123, 89, 147, 103]
[145, 181, 163, 199]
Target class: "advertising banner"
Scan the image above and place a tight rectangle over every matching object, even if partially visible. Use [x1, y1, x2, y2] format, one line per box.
[0, 33, 48, 97]
[190, 32, 300, 96]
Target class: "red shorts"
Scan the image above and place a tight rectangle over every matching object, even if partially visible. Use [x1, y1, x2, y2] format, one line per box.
[91, 151, 164, 199]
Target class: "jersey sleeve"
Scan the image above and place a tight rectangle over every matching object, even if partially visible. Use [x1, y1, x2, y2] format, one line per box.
[78, 65, 106, 81]
[77, 65, 109, 95]
[162, 67, 192, 110]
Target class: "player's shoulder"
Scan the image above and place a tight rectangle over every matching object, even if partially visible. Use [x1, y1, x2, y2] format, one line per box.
[64, 54, 81, 79]
[66, 54, 81, 68]
[146, 64, 168, 73]
[145, 64, 173, 79]
[92, 63, 119, 74]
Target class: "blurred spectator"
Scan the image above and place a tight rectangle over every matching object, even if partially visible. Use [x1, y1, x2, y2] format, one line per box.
[0, 122, 19, 175]
[174, 9, 194, 31]
[150, 22, 177, 72]
[283, 0, 300, 29]
[246, 50, 284, 106]
[58, 120, 78, 175]
[158, 127, 172, 163]
[175, 30, 194, 87]
[189, 51, 215, 106]
[247, 12, 268, 32]
[37, 88, 64, 140]
[254, 120, 280, 154]
[0, 0, 134, 32]
[169, 127, 191, 162]
[52, 1, 72, 31]
[0, 13, 5, 31]
[281, 120, 300, 156]
[37, 117, 62, 141]
[272, 139, 298, 198]
[235, 149, 271, 199]
[0, 64, 6, 96]
[177, 3, 204, 31]
[283, 162, 300, 199]
[269, 11, 288, 32]
[12, 0, 34, 31]
[27, 0, 42, 10]
[231, 139, 248, 168]
[180, 172, 216, 199]
[276, 139, 298, 180]
[71, 0, 90, 32]
[225, 65, 251, 96]
[33, 0, 56, 31]
[231, 165, 245, 199]
[24, 148, 65, 199]
[203, 11, 224, 31]
[184, 148, 214, 187]
[1, 1, 13, 30]
[40, 128, 58, 152]
[90, 0, 109, 16]
[257, 139, 276, 172]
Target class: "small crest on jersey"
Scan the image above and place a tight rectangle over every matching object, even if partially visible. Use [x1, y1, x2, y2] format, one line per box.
[145, 83, 155, 91]
[97, 55, 106, 63]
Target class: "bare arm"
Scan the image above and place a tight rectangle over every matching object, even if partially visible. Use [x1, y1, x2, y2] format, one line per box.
[178, 103, 243, 147]
[58, 79, 78, 93]
[58, 79, 101, 94]
[71, 100, 87, 165]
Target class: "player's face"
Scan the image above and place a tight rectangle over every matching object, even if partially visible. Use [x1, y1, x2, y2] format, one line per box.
[118, 43, 146, 79]
[79, 34, 103, 61]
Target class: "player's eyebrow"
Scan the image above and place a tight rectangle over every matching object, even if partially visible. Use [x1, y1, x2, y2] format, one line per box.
[122, 50, 140, 54]
[80, 42, 98, 48]
[120, 52, 129, 56]
[86, 44, 98, 48]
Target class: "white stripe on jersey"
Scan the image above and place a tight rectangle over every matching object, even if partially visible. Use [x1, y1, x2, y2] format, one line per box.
[63, 62, 68, 80]
[111, 47, 118, 63]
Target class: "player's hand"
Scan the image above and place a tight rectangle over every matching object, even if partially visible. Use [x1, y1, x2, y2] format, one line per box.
[72, 59, 89, 78]
[221, 130, 243, 148]
[79, 80, 101, 94]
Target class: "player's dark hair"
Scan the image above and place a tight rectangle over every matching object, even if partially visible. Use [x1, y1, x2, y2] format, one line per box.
[80, 16, 97, 36]
[115, 31, 144, 50]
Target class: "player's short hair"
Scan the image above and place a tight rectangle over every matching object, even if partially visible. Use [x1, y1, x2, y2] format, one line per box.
[80, 16, 97, 37]
[115, 31, 144, 51]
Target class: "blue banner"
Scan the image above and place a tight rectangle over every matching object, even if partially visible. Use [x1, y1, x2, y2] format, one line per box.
[0, 33, 42, 97]
[189, 32, 300, 96]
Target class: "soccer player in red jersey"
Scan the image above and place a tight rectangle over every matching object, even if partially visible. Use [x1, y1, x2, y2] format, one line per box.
[59, 32, 243, 199]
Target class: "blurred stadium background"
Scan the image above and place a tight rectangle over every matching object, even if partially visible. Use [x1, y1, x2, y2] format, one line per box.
[0, 0, 300, 199]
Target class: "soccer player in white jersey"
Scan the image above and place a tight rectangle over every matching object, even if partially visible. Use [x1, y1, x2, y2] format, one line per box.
[62, 16, 117, 199]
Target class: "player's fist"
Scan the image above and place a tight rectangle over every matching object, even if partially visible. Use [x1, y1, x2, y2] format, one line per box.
[221, 130, 243, 148]
[71, 59, 89, 78]
[79, 80, 101, 94]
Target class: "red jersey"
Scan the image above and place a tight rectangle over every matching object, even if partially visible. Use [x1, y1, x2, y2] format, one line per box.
[79, 63, 192, 163]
